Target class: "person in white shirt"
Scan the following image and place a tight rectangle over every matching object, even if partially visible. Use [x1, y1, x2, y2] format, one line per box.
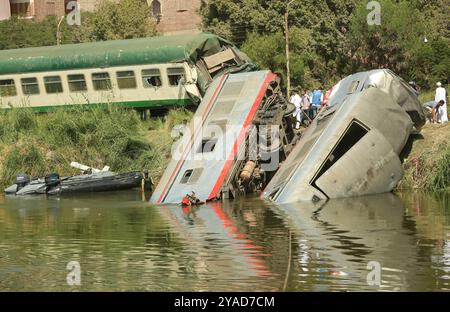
[290, 90, 302, 129]
[435, 82, 448, 123]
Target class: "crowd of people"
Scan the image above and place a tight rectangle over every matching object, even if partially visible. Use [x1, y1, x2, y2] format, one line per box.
[290, 89, 327, 129]
[290, 80, 449, 129]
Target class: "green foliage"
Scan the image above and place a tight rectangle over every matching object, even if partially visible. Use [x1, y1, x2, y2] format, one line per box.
[2, 143, 46, 185]
[346, 0, 449, 88]
[241, 28, 322, 89]
[201, 0, 358, 88]
[431, 148, 450, 191]
[410, 37, 450, 89]
[0, 16, 74, 49]
[72, 0, 157, 42]
[399, 123, 450, 192]
[0, 108, 168, 188]
[201, 0, 449, 90]
[0, 0, 157, 49]
[347, 0, 418, 72]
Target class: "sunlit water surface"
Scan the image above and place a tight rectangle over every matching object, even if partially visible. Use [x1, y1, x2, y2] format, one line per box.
[0, 191, 448, 291]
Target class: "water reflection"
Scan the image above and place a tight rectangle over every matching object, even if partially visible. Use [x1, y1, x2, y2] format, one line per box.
[0, 191, 448, 291]
[270, 193, 450, 291]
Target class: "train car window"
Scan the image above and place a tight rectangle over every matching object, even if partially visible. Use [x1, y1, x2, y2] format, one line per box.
[21, 78, 40, 95]
[197, 138, 218, 153]
[0, 79, 17, 97]
[68, 74, 87, 92]
[142, 69, 162, 88]
[92, 72, 112, 91]
[167, 68, 185, 86]
[44, 76, 63, 94]
[347, 80, 360, 94]
[117, 71, 137, 89]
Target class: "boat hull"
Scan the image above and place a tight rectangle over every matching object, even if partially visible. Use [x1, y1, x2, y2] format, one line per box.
[48, 172, 143, 195]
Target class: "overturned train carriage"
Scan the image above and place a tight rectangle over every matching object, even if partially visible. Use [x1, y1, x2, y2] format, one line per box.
[262, 69, 426, 203]
[150, 70, 297, 204]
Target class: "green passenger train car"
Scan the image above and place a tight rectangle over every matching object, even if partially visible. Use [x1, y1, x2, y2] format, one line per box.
[0, 33, 256, 112]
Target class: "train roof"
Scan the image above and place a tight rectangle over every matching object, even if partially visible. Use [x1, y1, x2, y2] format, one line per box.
[0, 33, 241, 75]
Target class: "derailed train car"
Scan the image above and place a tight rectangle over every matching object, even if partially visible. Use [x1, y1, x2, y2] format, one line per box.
[150, 70, 297, 204]
[0, 33, 256, 111]
[262, 69, 426, 203]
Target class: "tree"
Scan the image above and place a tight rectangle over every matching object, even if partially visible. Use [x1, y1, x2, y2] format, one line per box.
[200, 0, 359, 88]
[346, 0, 425, 74]
[0, 16, 74, 49]
[241, 28, 323, 90]
[410, 37, 450, 89]
[200, 0, 447, 90]
[346, 0, 449, 88]
[72, 0, 157, 42]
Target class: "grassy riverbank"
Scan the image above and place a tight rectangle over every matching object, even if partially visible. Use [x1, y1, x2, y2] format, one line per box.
[398, 122, 450, 192]
[0, 107, 192, 188]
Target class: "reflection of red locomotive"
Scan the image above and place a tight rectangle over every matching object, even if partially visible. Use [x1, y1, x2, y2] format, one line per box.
[160, 202, 273, 280]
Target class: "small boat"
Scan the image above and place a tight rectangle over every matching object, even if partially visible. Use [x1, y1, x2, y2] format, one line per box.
[47, 171, 144, 195]
[4, 164, 150, 195]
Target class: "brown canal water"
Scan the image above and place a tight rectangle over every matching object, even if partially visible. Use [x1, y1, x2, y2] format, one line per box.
[0, 191, 448, 291]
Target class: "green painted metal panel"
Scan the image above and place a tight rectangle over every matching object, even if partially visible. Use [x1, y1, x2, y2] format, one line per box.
[0, 33, 246, 76]
[2, 98, 192, 113]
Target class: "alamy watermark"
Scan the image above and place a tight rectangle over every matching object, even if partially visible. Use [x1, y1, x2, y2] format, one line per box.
[66, 1, 81, 26]
[66, 261, 81, 286]
[366, 261, 381, 286]
[367, 1, 381, 26]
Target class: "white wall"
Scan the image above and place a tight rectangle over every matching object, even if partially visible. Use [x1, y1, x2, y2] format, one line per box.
[0, 0, 11, 21]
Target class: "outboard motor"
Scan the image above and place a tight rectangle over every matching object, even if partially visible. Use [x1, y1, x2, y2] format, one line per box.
[45, 173, 60, 187]
[15, 173, 30, 192]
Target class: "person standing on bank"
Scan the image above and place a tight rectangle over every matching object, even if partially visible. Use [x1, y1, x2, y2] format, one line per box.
[435, 82, 448, 123]
[290, 90, 302, 129]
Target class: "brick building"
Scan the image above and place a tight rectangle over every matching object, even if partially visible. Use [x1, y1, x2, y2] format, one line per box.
[147, 0, 201, 34]
[1, 0, 202, 34]
[3, 0, 94, 20]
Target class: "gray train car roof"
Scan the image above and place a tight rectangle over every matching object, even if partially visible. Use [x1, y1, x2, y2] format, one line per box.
[151, 70, 275, 204]
[262, 69, 425, 203]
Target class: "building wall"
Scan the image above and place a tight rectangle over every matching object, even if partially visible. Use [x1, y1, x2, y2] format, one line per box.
[33, 0, 65, 20]
[8, 0, 93, 20]
[148, 0, 202, 35]
[0, 0, 12, 21]
[5, 0, 203, 35]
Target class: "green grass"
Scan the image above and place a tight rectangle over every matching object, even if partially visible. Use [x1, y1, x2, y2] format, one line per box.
[0, 107, 193, 188]
[418, 89, 435, 104]
[398, 123, 450, 192]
